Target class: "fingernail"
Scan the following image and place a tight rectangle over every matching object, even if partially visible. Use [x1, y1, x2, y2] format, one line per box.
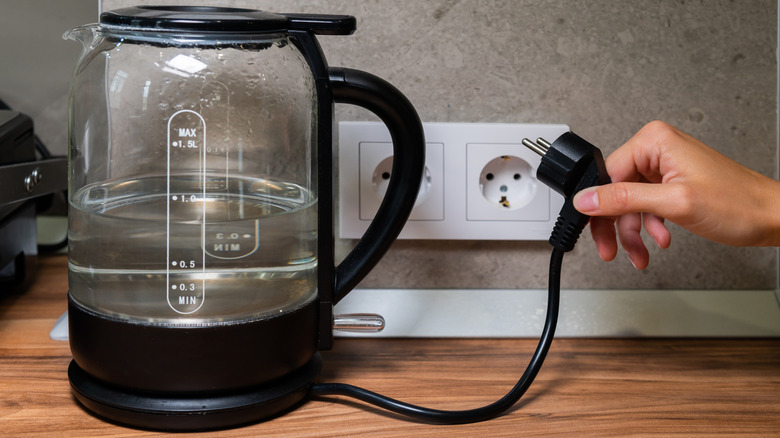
[627, 253, 639, 270]
[573, 188, 599, 213]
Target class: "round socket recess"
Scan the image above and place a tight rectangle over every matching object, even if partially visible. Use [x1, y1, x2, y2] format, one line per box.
[372, 156, 432, 207]
[479, 155, 535, 210]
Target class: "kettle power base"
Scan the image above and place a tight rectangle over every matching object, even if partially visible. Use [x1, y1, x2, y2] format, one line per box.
[68, 355, 322, 431]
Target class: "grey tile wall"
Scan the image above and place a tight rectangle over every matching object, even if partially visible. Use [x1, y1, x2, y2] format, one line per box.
[104, 0, 777, 290]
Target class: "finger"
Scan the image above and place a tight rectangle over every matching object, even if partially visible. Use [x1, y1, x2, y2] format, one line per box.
[589, 216, 618, 261]
[604, 121, 678, 183]
[574, 182, 692, 224]
[617, 213, 649, 270]
[643, 213, 671, 249]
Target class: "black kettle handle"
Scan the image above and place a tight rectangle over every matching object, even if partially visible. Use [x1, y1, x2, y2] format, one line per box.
[329, 67, 425, 304]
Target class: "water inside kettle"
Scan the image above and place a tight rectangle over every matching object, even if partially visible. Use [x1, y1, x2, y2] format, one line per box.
[68, 173, 318, 325]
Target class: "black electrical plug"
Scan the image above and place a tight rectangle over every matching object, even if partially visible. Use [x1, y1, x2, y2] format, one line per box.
[523, 132, 611, 252]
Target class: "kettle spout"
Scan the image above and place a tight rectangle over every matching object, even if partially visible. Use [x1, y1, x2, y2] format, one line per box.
[63, 24, 99, 48]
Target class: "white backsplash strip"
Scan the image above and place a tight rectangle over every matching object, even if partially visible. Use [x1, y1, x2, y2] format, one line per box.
[334, 289, 780, 338]
[51, 288, 780, 341]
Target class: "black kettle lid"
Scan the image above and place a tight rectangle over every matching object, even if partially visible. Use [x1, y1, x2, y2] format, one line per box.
[100, 6, 356, 35]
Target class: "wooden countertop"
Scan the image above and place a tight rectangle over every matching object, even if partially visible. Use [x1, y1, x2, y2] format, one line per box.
[2, 254, 779, 436]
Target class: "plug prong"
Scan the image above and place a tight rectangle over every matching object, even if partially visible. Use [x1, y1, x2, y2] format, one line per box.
[522, 138, 548, 157]
[536, 137, 552, 150]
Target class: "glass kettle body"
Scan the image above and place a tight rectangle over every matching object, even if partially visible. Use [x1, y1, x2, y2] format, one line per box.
[64, 6, 424, 431]
[68, 12, 319, 324]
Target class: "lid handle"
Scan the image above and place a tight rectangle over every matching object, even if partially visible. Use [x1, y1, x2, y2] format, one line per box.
[284, 13, 356, 35]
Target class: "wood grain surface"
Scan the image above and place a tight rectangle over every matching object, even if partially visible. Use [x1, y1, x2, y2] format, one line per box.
[1, 254, 778, 437]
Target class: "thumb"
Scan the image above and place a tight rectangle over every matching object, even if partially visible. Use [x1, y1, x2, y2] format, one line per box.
[573, 182, 687, 218]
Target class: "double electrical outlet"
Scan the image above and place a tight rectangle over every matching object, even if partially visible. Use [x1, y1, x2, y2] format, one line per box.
[338, 122, 567, 240]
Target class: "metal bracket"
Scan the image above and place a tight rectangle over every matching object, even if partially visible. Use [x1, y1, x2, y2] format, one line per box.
[0, 157, 67, 205]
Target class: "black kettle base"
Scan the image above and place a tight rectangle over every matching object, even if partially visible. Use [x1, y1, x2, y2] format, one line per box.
[68, 354, 322, 431]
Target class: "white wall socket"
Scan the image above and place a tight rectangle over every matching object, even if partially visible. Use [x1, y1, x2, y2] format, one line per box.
[338, 122, 567, 240]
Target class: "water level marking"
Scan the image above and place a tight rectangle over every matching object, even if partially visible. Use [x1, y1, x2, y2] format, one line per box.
[166, 109, 207, 315]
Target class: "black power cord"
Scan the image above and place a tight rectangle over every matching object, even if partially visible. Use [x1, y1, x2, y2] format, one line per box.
[311, 247, 563, 424]
[310, 131, 610, 424]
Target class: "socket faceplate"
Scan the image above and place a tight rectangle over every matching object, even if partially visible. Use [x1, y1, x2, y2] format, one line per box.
[338, 122, 567, 240]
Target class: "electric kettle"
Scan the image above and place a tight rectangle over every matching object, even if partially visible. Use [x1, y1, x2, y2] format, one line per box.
[64, 6, 424, 430]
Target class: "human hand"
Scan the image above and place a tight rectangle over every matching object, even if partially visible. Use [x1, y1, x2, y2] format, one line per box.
[572, 121, 780, 269]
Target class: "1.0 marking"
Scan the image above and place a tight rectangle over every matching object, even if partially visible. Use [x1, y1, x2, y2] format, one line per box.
[171, 194, 198, 203]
